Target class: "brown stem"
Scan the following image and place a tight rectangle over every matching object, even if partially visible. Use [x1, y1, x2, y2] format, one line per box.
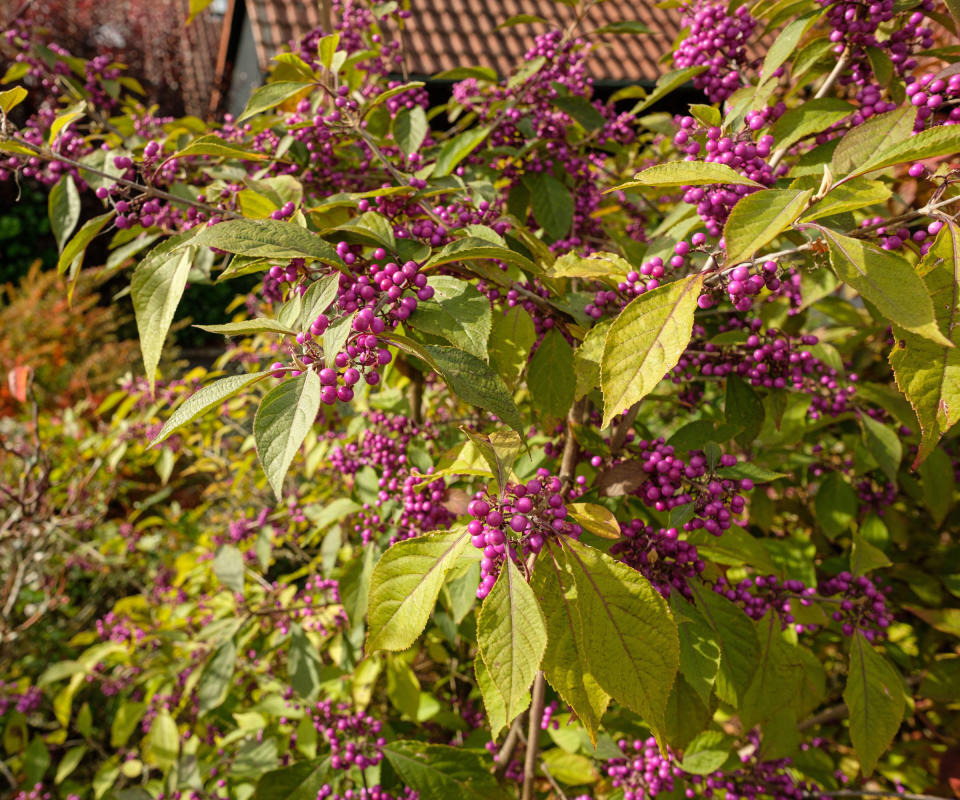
[521, 671, 546, 800]
[610, 401, 640, 453]
[495, 718, 523, 770]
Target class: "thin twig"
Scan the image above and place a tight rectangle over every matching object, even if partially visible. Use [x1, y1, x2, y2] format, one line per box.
[521, 671, 546, 800]
[496, 718, 523, 770]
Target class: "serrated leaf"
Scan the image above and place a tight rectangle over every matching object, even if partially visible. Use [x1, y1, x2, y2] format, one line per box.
[567, 503, 620, 540]
[815, 226, 952, 347]
[196, 318, 297, 336]
[423, 236, 536, 272]
[57, 210, 114, 275]
[691, 585, 759, 706]
[562, 538, 679, 739]
[150, 370, 271, 446]
[768, 99, 855, 153]
[190, 219, 344, 269]
[394, 106, 428, 156]
[434, 125, 491, 177]
[527, 328, 575, 420]
[49, 174, 81, 252]
[532, 173, 574, 240]
[723, 189, 811, 265]
[680, 730, 735, 775]
[131, 241, 194, 390]
[459, 428, 521, 495]
[815, 472, 857, 538]
[855, 123, 960, 177]
[238, 81, 314, 121]
[613, 161, 764, 192]
[670, 595, 721, 706]
[197, 639, 236, 713]
[253, 760, 332, 800]
[831, 106, 917, 175]
[860, 414, 902, 484]
[629, 66, 707, 115]
[574, 320, 610, 400]
[550, 251, 633, 285]
[739, 613, 805, 729]
[476, 558, 547, 725]
[759, 12, 817, 80]
[601, 274, 703, 428]
[800, 178, 892, 222]
[253, 371, 322, 498]
[532, 545, 610, 744]
[167, 134, 268, 162]
[489, 306, 537, 387]
[844, 633, 905, 776]
[408, 277, 492, 360]
[367, 528, 471, 651]
[475, 655, 510, 738]
[889, 222, 960, 464]
[383, 741, 512, 800]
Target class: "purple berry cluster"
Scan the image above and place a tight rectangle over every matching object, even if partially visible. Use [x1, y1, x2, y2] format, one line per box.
[610, 523, 704, 599]
[713, 574, 817, 631]
[605, 736, 683, 800]
[618, 439, 751, 536]
[820, 571, 892, 640]
[467, 469, 583, 599]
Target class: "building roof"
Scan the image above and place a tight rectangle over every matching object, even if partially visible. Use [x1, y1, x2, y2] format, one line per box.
[232, 0, 680, 84]
[401, 0, 682, 83]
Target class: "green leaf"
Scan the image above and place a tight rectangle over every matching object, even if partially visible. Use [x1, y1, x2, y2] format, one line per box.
[800, 178, 892, 222]
[541, 748, 599, 785]
[759, 12, 817, 81]
[574, 320, 610, 400]
[196, 318, 297, 337]
[191, 219, 344, 269]
[110, 701, 147, 748]
[844, 633, 905, 776]
[383, 741, 512, 800]
[150, 370, 271, 446]
[723, 189, 812, 266]
[592, 20, 652, 34]
[213, 545, 245, 593]
[0, 85, 28, 113]
[394, 106, 428, 156]
[55, 744, 86, 784]
[407, 277, 492, 360]
[48, 174, 81, 252]
[131, 241, 194, 390]
[144, 709, 179, 772]
[254, 371, 322, 498]
[739, 613, 805, 729]
[815, 226, 952, 347]
[168, 134, 268, 161]
[856, 123, 960, 177]
[497, 13, 548, 27]
[476, 557, 547, 725]
[550, 251, 633, 285]
[489, 306, 537, 387]
[434, 126, 491, 177]
[850, 531, 892, 577]
[48, 101, 85, 145]
[918, 446, 955, 526]
[57, 210, 114, 275]
[562, 538, 679, 739]
[725, 376, 765, 448]
[322, 313, 355, 369]
[531, 545, 610, 744]
[532, 173, 574, 240]
[366, 81, 425, 114]
[680, 730, 735, 775]
[366, 528, 471, 652]
[289, 624, 325, 700]
[670, 595, 721, 706]
[567, 503, 620, 540]
[238, 81, 314, 121]
[815, 472, 857, 538]
[527, 328, 575, 420]
[768, 99, 855, 153]
[889, 222, 960, 464]
[459, 428, 521, 495]
[253, 760, 332, 800]
[422, 345, 525, 434]
[423, 236, 536, 272]
[859, 414, 902, 484]
[551, 94, 606, 130]
[24, 736, 50, 785]
[831, 106, 917, 176]
[614, 161, 764, 191]
[629, 66, 708, 114]
[475, 655, 511, 738]
[197, 639, 237, 713]
[691, 585, 759, 706]
[601, 274, 704, 428]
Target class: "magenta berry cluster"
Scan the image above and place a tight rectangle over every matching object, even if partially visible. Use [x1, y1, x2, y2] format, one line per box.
[610, 523, 704, 599]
